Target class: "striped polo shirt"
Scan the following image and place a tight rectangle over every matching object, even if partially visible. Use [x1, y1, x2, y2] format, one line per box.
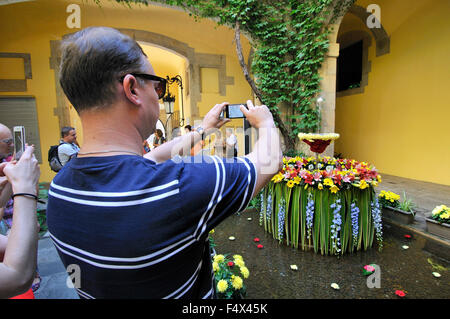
[46, 154, 256, 299]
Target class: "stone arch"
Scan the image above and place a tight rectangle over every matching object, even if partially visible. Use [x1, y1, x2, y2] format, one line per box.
[346, 4, 390, 57]
[50, 28, 234, 128]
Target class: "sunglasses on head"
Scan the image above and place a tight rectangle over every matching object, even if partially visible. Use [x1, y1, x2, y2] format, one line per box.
[120, 73, 167, 99]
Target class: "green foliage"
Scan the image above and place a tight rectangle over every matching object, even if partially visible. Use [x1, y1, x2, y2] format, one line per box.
[105, 0, 355, 147]
[283, 149, 305, 158]
[399, 191, 416, 214]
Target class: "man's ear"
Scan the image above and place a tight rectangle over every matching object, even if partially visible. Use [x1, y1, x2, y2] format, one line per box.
[122, 74, 141, 106]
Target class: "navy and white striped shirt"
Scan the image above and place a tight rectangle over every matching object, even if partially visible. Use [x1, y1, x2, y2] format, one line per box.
[46, 154, 256, 299]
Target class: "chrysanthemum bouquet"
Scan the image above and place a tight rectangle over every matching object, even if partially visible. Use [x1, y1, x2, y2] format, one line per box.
[213, 254, 249, 299]
[431, 205, 450, 224]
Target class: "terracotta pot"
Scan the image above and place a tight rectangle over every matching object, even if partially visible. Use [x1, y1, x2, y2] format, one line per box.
[425, 217, 450, 240]
[382, 206, 415, 224]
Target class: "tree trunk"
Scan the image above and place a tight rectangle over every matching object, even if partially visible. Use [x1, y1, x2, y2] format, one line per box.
[234, 21, 296, 152]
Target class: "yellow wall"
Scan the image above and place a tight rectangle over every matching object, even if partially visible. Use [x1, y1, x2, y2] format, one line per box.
[335, 0, 450, 185]
[0, 0, 253, 182]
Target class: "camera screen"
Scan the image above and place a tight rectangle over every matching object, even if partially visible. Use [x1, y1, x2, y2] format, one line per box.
[14, 129, 25, 156]
[228, 104, 244, 118]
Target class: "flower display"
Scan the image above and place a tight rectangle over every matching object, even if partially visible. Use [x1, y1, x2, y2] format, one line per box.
[261, 156, 383, 255]
[213, 253, 248, 299]
[431, 204, 450, 224]
[271, 156, 381, 193]
[378, 190, 400, 208]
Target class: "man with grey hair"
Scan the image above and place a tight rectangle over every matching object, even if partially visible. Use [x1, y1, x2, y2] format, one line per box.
[47, 26, 282, 299]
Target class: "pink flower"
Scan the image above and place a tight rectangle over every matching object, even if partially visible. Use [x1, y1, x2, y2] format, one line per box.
[404, 234, 412, 239]
[313, 172, 321, 181]
[227, 261, 234, 267]
[253, 237, 260, 242]
[395, 290, 406, 297]
[364, 265, 375, 272]
[257, 244, 264, 249]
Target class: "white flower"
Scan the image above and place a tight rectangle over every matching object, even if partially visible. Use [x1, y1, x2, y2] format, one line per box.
[247, 217, 252, 221]
[290, 265, 298, 271]
[402, 245, 409, 250]
[331, 283, 340, 290]
[432, 272, 441, 278]
[228, 236, 236, 241]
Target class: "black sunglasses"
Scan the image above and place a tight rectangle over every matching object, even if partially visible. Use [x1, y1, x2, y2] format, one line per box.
[120, 73, 167, 99]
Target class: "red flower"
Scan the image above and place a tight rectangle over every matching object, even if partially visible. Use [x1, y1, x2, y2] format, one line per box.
[257, 244, 264, 249]
[227, 261, 234, 267]
[395, 290, 406, 297]
[253, 237, 260, 242]
[404, 234, 412, 239]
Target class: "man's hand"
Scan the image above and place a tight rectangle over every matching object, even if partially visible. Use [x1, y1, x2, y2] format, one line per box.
[240, 100, 275, 129]
[201, 102, 231, 132]
[2, 145, 40, 195]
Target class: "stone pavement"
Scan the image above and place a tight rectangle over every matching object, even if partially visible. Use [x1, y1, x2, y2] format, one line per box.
[378, 173, 450, 232]
[34, 235, 78, 299]
[32, 173, 449, 299]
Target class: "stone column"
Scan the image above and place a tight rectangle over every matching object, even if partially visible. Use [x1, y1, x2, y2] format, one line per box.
[317, 21, 342, 158]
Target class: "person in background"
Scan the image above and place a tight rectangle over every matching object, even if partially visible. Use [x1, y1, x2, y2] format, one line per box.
[152, 129, 165, 148]
[0, 145, 40, 298]
[184, 125, 192, 134]
[58, 126, 80, 166]
[225, 128, 238, 157]
[0, 124, 14, 235]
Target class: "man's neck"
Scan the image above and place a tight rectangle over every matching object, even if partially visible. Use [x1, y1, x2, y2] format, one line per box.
[78, 105, 145, 156]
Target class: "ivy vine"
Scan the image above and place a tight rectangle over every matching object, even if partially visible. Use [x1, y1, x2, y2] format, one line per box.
[98, 0, 355, 150]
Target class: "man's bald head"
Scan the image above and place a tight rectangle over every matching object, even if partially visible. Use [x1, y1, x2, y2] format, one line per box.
[0, 123, 13, 160]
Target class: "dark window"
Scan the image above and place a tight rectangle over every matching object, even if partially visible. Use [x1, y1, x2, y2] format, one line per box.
[336, 40, 363, 92]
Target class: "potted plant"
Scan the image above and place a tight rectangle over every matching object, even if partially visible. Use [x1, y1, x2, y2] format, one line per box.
[212, 254, 249, 299]
[425, 205, 450, 240]
[379, 190, 415, 224]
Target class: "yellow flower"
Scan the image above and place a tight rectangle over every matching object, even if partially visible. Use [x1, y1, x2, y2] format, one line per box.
[377, 175, 382, 183]
[318, 183, 323, 190]
[209, 229, 215, 235]
[441, 212, 450, 219]
[323, 178, 334, 187]
[213, 254, 224, 263]
[271, 173, 283, 183]
[371, 181, 378, 187]
[293, 176, 301, 184]
[231, 275, 243, 290]
[240, 266, 250, 279]
[233, 254, 243, 261]
[234, 258, 245, 268]
[330, 185, 339, 194]
[287, 180, 295, 188]
[359, 180, 368, 190]
[217, 279, 228, 293]
[212, 262, 219, 272]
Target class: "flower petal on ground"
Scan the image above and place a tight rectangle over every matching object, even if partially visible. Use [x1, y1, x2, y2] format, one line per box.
[331, 283, 340, 290]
